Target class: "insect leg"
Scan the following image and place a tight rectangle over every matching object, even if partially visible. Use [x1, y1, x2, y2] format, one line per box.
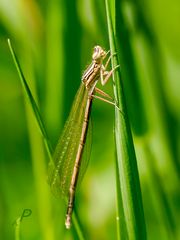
[95, 87, 112, 99]
[104, 53, 117, 70]
[100, 64, 120, 86]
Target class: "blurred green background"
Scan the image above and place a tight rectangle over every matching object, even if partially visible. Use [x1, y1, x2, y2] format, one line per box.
[0, 0, 180, 239]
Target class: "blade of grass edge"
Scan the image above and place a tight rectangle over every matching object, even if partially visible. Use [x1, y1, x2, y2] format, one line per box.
[115, 154, 128, 240]
[7, 39, 85, 240]
[105, 1, 147, 239]
[7, 38, 53, 164]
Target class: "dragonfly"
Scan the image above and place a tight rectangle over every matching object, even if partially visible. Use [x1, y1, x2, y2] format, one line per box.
[48, 45, 119, 229]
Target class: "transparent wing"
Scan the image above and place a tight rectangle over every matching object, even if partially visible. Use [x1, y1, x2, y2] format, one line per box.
[48, 83, 91, 198]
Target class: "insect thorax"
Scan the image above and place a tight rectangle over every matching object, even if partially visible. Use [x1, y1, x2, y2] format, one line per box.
[82, 61, 101, 89]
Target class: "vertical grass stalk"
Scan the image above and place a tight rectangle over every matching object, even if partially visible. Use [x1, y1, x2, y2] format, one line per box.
[105, 0, 147, 239]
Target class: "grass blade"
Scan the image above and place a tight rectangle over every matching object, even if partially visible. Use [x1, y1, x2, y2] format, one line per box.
[7, 38, 53, 163]
[7, 39, 85, 240]
[105, 0, 147, 239]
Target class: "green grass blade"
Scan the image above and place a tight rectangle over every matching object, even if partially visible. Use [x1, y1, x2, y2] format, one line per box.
[7, 39, 53, 163]
[72, 210, 86, 240]
[7, 39, 85, 240]
[105, 0, 147, 239]
[115, 157, 128, 240]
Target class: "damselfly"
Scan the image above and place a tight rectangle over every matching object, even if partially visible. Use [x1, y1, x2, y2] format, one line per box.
[48, 45, 119, 229]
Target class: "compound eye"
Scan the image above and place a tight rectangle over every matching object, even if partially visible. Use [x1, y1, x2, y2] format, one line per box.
[92, 46, 101, 60]
[94, 46, 98, 53]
